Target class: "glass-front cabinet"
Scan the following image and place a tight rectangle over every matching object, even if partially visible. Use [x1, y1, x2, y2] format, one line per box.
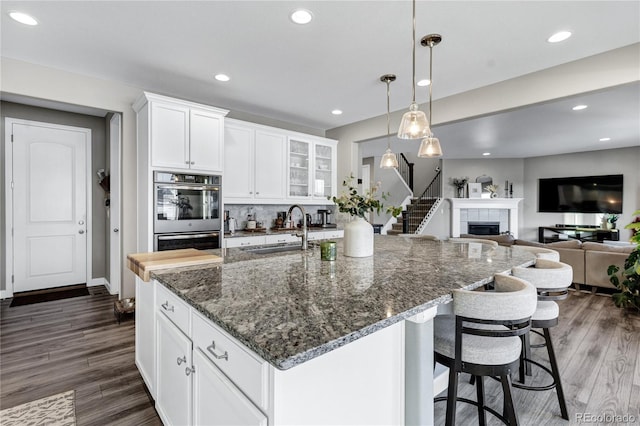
[288, 138, 337, 200]
[288, 139, 311, 197]
[314, 143, 334, 198]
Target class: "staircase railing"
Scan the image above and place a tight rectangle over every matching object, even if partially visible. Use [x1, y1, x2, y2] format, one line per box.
[398, 153, 414, 191]
[402, 170, 442, 233]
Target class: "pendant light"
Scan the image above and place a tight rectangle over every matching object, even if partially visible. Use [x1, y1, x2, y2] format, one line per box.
[380, 74, 399, 169]
[418, 34, 443, 157]
[397, 0, 430, 140]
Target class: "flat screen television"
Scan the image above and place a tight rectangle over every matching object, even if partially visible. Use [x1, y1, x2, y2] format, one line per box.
[538, 174, 623, 214]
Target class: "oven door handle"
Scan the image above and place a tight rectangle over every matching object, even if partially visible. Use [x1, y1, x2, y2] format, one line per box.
[156, 184, 219, 191]
[157, 233, 219, 241]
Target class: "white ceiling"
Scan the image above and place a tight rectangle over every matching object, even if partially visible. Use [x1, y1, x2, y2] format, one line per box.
[1, 1, 639, 158]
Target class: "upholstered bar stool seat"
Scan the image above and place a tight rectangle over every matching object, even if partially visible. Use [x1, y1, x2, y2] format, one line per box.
[434, 274, 537, 425]
[512, 245, 560, 261]
[511, 259, 572, 420]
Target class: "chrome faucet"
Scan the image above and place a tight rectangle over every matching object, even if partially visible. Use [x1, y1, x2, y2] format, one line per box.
[287, 204, 308, 250]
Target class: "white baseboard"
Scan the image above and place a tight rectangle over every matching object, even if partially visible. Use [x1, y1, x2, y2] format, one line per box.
[1, 289, 13, 299]
[88, 277, 107, 287]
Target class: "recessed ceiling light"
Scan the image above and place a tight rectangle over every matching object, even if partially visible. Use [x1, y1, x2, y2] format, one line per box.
[214, 74, 230, 82]
[547, 31, 572, 43]
[482, 152, 491, 156]
[290, 9, 313, 25]
[9, 11, 38, 26]
[572, 104, 588, 111]
[331, 109, 343, 115]
[599, 137, 611, 142]
[417, 79, 431, 87]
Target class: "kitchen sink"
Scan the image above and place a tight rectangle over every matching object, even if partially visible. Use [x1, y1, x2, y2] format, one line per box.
[241, 244, 303, 254]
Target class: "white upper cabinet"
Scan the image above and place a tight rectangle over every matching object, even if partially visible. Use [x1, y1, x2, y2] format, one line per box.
[224, 118, 337, 205]
[134, 92, 228, 174]
[288, 137, 337, 202]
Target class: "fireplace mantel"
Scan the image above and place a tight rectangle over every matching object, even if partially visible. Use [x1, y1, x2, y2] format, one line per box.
[448, 198, 523, 238]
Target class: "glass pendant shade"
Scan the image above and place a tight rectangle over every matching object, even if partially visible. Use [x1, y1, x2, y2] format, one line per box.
[397, 102, 431, 139]
[418, 136, 443, 157]
[380, 148, 399, 168]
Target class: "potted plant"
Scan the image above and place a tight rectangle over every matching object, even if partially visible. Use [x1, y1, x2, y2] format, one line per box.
[606, 213, 620, 229]
[607, 210, 640, 312]
[328, 175, 400, 257]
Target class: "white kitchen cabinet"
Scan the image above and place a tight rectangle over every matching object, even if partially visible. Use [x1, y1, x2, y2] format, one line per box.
[224, 120, 286, 201]
[307, 229, 344, 241]
[135, 277, 156, 399]
[288, 137, 337, 201]
[224, 235, 266, 248]
[224, 118, 337, 205]
[156, 312, 193, 426]
[134, 92, 228, 174]
[193, 349, 268, 426]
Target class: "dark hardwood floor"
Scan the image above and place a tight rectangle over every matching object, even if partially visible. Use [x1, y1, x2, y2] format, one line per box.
[0, 286, 161, 425]
[434, 289, 640, 425]
[1, 286, 638, 425]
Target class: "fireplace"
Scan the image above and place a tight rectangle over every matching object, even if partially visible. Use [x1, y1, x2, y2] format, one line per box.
[468, 221, 500, 235]
[448, 198, 522, 238]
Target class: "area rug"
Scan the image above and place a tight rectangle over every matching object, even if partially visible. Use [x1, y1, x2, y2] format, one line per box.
[10, 286, 90, 307]
[0, 390, 76, 426]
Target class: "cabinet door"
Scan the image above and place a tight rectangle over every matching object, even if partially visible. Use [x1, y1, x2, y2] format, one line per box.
[314, 142, 336, 199]
[255, 130, 286, 199]
[135, 278, 156, 399]
[156, 312, 192, 426]
[193, 348, 267, 426]
[190, 109, 223, 172]
[151, 101, 190, 169]
[224, 124, 254, 198]
[288, 139, 311, 198]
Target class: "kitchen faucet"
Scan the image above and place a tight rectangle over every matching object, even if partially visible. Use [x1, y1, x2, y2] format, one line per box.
[287, 204, 308, 250]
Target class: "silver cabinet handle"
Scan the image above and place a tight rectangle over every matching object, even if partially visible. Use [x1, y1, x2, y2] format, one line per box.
[185, 366, 195, 376]
[206, 341, 229, 361]
[78, 230, 85, 234]
[190, 161, 195, 165]
[113, 228, 119, 233]
[177, 355, 186, 365]
[79, 220, 85, 225]
[185, 161, 190, 164]
[161, 301, 174, 312]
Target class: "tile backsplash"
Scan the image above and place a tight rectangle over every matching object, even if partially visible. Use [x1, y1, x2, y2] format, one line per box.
[225, 204, 336, 229]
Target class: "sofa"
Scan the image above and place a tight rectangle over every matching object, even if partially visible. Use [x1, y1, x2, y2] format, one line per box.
[460, 234, 635, 289]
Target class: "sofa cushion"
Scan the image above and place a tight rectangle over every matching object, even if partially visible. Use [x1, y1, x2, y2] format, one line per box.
[547, 240, 583, 249]
[582, 241, 635, 254]
[461, 234, 515, 246]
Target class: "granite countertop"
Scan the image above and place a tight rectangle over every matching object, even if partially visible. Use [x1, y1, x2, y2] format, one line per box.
[152, 236, 536, 370]
[225, 227, 342, 238]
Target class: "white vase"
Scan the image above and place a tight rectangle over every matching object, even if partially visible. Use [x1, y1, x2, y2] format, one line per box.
[344, 217, 374, 257]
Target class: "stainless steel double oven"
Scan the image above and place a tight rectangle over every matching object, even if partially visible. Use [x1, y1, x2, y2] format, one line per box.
[153, 171, 221, 251]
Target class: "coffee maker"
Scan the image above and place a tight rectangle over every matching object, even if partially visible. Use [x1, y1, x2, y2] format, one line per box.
[317, 209, 336, 228]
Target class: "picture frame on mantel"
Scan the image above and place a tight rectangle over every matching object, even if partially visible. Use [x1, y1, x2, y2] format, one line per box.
[468, 182, 482, 198]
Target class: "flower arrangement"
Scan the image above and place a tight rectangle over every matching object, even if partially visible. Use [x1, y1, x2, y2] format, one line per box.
[486, 184, 499, 194]
[328, 174, 401, 219]
[450, 176, 469, 189]
[606, 213, 620, 224]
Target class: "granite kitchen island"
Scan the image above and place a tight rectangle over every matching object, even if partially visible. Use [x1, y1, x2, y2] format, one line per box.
[135, 236, 536, 425]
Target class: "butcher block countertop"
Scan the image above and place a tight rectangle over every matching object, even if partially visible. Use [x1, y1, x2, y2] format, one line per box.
[127, 248, 222, 282]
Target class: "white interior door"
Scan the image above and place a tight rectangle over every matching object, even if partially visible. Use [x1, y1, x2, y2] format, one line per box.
[10, 120, 90, 293]
[109, 114, 121, 296]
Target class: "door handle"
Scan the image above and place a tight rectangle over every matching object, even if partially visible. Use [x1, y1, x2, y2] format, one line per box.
[78, 230, 85, 234]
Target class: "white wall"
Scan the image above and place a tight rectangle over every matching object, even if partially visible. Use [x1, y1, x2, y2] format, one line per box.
[522, 146, 640, 241]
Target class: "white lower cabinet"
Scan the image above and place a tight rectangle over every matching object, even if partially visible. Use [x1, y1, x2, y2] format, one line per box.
[193, 348, 267, 426]
[156, 312, 193, 426]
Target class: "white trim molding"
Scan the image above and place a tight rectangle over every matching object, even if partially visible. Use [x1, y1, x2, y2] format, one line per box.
[448, 198, 523, 238]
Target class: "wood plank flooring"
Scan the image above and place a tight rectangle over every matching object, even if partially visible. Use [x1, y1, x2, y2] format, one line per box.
[0, 286, 161, 425]
[434, 290, 640, 425]
[1, 286, 638, 425]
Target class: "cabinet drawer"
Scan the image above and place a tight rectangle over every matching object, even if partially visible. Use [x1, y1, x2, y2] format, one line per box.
[156, 283, 191, 336]
[192, 311, 268, 410]
[264, 233, 299, 245]
[225, 236, 266, 248]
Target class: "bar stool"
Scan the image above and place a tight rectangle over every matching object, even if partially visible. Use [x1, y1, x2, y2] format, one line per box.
[512, 245, 560, 261]
[434, 274, 537, 425]
[511, 259, 572, 420]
